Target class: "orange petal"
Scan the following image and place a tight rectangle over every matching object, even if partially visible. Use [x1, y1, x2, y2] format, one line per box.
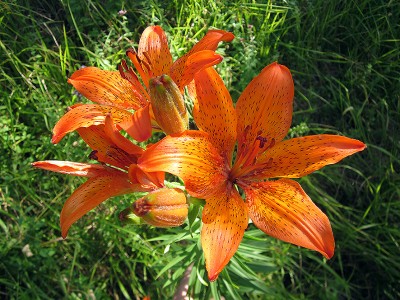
[77, 125, 137, 170]
[189, 67, 237, 162]
[125, 104, 152, 142]
[32, 160, 115, 177]
[245, 179, 334, 259]
[138, 130, 228, 198]
[126, 49, 151, 89]
[170, 50, 223, 91]
[201, 189, 248, 281]
[188, 29, 234, 54]
[60, 174, 132, 238]
[138, 25, 173, 78]
[128, 164, 164, 190]
[170, 29, 234, 90]
[52, 104, 133, 144]
[104, 114, 144, 156]
[235, 62, 294, 152]
[68, 67, 144, 110]
[255, 135, 367, 179]
[118, 59, 151, 107]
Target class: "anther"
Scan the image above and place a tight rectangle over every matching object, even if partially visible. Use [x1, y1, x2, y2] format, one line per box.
[126, 48, 137, 56]
[142, 52, 152, 66]
[89, 150, 98, 161]
[118, 64, 126, 80]
[140, 56, 151, 74]
[256, 136, 268, 148]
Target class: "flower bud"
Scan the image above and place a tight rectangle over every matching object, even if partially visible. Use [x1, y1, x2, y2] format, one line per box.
[121, 188, 188, 227]
[149, 74, 188, 135]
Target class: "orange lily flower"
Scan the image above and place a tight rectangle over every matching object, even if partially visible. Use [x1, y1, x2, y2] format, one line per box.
[138, 63, 366, 281]
[33, 115, 187, 238]
[52, 26, 234, 144]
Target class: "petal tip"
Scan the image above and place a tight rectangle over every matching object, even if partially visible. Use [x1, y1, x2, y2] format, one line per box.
[51, 135, 60, 144]
[61, 221, 70, 239]
[226, 32, 235, 41]
[322, 244, 335, 259]
[221, 31, 235, 42]
[357, 140, 367, 151]
[208, 272, 219, 282]
[273, 61, 291, 75]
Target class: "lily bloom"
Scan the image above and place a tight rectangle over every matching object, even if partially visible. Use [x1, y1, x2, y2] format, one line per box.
[33, 115, 187, 237]
[138, 63, 366, 280]
[52, 26, 234, 144]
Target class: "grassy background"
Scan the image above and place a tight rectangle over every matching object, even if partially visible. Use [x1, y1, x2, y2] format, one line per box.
[1, 0, 399, 299]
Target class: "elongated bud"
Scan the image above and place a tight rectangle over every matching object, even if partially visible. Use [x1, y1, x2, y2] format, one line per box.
[120, 188, 188, 227]
[149, 74, 188, 134]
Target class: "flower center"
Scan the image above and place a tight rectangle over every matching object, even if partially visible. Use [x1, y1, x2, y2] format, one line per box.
[229, 129, 274, 183]
[89, 146, 138, 170]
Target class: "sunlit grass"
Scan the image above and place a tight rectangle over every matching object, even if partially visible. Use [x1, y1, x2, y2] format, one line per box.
[1, 0, 399, 299]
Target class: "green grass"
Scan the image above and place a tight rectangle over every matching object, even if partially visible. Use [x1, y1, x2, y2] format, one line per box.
[1, 0, 399, 299]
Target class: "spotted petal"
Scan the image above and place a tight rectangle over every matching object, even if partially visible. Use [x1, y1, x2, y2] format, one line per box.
[68, 67, 144, 110]
[138, 25, 173, 79]
[236, 62, 294, 153]
[170, 29, 234, 90]
[60, 173, 133, 238]
[77, 126, 137, 170]
[188, 29, 234, 54]
[104, 114, 144, 156]
[127, 104, 152, 142]
[52, 104, 134, 144]
[170, 50, 223, 91]
[138, 130, 228, 198]
[173, 29, 234, 71]
[32, 161, 116, 177]
[189, 67, 237, 162]
[202, 189, 248, 281]
[254, 135, 367, 179]
[245, 179, 334, 259]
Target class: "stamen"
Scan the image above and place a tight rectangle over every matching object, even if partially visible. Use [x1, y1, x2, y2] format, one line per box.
[140, 54, 153, 78]
[230, 134, 275, 181]
[106, 146, 138, 168]
[126, 48, 150, 87]
[142, 52, 152, 68]
[256, 135, 268, 148]
[117, 59, 150, 106]
[118, 65, 125, 79]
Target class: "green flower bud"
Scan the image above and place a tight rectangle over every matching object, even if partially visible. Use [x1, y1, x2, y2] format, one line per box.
[149, 74, 188, 134]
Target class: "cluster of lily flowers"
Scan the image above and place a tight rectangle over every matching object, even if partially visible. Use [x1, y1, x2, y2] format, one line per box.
[33, 26, 366, 281]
